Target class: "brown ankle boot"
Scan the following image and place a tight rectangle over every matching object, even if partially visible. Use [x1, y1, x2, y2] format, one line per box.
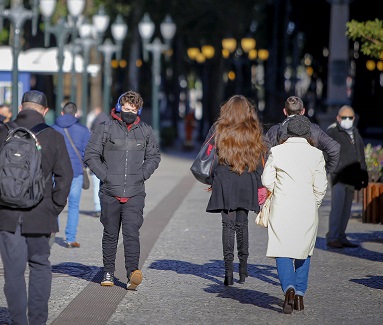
[283, 288, 295, 314]
[294, 295, 304, 311]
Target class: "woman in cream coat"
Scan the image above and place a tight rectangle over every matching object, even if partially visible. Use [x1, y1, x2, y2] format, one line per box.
[261, 115, 327, 314]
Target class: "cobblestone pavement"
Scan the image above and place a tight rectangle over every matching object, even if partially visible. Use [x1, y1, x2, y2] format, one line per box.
[0, 150, 382, 325]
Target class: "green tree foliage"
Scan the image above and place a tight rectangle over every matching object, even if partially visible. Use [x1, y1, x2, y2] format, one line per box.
[346, 19, 383, 59]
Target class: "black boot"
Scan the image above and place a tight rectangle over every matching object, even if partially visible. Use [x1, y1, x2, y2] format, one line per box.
[222, 212, 235, 286]
[238, 261, 248, 283]
[236, 217, 249, 283]
[224, 270, 234, 286]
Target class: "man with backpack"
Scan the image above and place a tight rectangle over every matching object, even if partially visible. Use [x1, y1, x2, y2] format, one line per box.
[0, 90, 73, 325]
[84, 90, 161, 290]
[264, 96, 341, 174]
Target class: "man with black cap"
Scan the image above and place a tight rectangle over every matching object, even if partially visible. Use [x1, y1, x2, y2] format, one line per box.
[0, 90, 73, 324]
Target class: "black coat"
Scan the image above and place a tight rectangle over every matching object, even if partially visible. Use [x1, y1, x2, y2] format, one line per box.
[0, 109, 73, 234]
[327, 122, 368, 190]
[84, 110, 161, 198]
[265, 118, 340, 173]
[204, 126, 264, 213]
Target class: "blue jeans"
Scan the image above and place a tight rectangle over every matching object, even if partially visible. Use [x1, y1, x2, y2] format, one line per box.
[275, 256, 311, 296]
[65, 175, 83, 243]
[326, 182, 354, 243]
[91, 173, 101, 212]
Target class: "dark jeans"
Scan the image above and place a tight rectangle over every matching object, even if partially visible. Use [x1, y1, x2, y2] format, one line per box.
[326, 182, 354, 243]
[221, 209, 249, 272]
[100, 192, 145, 277]
[0, 223, 51, 325]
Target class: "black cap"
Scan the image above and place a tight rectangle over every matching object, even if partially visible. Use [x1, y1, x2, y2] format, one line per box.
[287, 115, 311, 139]
[21, 90, 48, 107]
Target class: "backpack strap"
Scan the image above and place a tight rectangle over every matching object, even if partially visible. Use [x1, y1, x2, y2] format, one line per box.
[137, 122, 149, 147]
[5, 122, 50, 135]
[101, 120, 112, 161]
[102, 120, 111, 147]
[30, 123, 50, 135]
[4, 121, 17, 131]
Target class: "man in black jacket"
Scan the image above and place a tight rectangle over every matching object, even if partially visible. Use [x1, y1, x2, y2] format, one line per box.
[264, 96, 340, 174]
[0, 90, 73, 325]
[326, 105, 368, 248]
[85, 90, 161, 290]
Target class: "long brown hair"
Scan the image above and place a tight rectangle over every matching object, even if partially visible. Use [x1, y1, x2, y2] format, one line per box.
[215, 95, 266, 174]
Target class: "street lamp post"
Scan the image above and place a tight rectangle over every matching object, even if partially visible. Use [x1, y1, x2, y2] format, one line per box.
[99, 39, 119, 115]
[98, 15, 127, 115]
[0, 0, 39, 118]
[76, 20, 98, 122]
[67, 0, 86, 103]
[111, 15, 127, 61]
[138, 13, 176, 143]
[40, 0, 70, 114]
[40, 0, 87, 115]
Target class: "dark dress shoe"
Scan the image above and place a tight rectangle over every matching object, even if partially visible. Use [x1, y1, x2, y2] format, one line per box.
[224, 275, 234, 286]
[294, 295, 304, 311]
[327, 240, 343, 248]
[283, 288, 295, 314]
[341, 240, 358, 248]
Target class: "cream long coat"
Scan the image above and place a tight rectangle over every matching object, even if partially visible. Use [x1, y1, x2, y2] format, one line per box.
[262, 138, 328, 259]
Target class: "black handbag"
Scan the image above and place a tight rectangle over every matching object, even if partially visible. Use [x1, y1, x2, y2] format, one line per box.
[190, 132, 218, 185]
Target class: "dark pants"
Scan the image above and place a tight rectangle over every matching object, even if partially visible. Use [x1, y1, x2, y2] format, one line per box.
[221, 209, 249, 272]
[100, 192, 145, 277]
[0, 223, 51, 325]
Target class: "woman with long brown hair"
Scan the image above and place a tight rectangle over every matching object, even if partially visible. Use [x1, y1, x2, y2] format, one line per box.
[204, 95, 266, 285]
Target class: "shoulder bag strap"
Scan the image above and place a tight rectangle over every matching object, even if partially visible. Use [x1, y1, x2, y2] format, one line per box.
[63, 127, 85, 169]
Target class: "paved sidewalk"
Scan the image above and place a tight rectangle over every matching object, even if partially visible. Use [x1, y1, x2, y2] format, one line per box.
[0, 151, 382, 325]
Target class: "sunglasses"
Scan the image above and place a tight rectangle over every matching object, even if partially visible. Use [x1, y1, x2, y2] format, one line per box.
[339, 116, 354, 120]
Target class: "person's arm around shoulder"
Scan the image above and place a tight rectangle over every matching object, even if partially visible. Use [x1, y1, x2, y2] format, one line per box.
[261, 149, 277, 193]
[315, 124, 340, 174]
[313, 151, 328, 207]
[142, 123, 161, 181]
[264, 124, 280, 151]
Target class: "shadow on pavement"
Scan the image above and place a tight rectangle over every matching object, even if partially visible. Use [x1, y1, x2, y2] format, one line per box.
[148, 259, 283, 311]
[315, 233, 383, 262]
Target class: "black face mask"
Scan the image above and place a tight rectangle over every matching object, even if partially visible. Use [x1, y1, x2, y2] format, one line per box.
[121, 111, 137, 124]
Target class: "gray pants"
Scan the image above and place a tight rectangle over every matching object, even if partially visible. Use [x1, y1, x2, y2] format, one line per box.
[0, 223, 51, 325]
[326, 182, 354, 243]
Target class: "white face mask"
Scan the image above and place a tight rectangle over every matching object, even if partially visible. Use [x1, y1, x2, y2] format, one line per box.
[340, 119, 354, 130]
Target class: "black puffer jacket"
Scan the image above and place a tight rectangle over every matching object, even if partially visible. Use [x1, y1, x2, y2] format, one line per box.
[84, 109, 161, 198]
[265, 117, 341, 173]
[326, 122, 368, 190]
[0, 109, 73, 234]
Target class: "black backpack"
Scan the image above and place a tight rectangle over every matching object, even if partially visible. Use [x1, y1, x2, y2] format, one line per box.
[0, 122, 50, 209]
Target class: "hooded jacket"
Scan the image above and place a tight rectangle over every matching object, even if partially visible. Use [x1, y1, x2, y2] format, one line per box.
[52, 113, 90, 177]
[0, 109, 73, 234]
[84, 109, 161, 198]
